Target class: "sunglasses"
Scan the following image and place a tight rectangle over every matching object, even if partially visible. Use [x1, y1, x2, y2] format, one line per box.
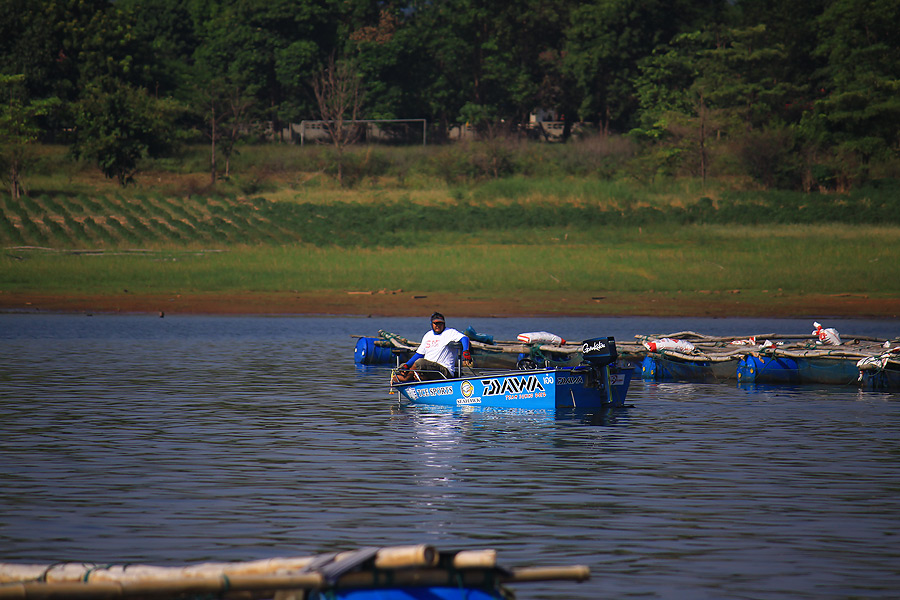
[432, 321, 445, 326]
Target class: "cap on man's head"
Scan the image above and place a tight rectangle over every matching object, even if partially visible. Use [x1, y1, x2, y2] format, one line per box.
[430, 312, 445, 323]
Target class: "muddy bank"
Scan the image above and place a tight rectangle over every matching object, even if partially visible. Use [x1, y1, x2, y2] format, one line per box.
[2, 290, 897, 319]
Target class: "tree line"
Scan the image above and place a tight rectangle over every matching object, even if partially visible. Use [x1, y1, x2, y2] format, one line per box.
[1, 0, 898, 194]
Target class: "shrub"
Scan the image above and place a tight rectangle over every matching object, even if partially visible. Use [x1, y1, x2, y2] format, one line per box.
[732, 127, 803, 189]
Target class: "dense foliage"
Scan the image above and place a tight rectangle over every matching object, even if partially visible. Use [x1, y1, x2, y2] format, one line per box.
[1, 0, 898, 190]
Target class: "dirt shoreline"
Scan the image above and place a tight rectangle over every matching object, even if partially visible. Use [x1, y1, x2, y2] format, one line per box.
[2, 290, 898, 319]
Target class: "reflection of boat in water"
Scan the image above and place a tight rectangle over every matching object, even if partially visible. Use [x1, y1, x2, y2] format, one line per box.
[391, 337, 634, 410]
[0, 544, 589, 600]
[400, 404, 631, 427]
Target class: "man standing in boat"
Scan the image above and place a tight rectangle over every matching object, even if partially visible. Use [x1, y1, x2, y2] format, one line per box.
[393, 312, 473, 382]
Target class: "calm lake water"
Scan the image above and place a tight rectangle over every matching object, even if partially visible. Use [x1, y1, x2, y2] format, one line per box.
[2, 314, 899, 599]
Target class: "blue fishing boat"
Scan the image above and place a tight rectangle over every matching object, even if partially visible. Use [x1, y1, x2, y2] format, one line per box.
[392, 337, 633, 410]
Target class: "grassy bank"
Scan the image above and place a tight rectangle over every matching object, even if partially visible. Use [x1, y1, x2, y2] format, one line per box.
[4, 225, 899, 298]
[3, 143, 900, 316]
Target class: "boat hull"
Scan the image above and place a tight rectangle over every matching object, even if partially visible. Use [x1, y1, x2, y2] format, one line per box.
[394, 365, 633, 410]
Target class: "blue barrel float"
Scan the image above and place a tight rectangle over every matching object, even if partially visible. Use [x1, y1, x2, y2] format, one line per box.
[859, 368, 900, 391]
[641, 354, 703, 382]
[737, 355, 800, 384]
[642, 354, 737, 383]
[354, 337, 395, 365]
[641, 355, 666, 380]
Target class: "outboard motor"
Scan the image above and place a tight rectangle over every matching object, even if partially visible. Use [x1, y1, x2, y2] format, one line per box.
[580, 337, 618, 368]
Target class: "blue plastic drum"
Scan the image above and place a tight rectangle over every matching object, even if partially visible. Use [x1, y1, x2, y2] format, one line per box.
[737, 355, 799, 384]
[354, 337, 394, 365]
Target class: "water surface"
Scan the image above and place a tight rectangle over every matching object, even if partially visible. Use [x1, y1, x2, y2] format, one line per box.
[2, 314, 899, 599]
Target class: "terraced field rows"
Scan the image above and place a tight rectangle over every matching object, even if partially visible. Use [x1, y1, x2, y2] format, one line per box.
[0, 194, 299, 248]
[5, 183, 900, 250]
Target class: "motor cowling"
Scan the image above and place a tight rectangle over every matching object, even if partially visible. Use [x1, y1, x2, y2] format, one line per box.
[580, 337, 618, 368]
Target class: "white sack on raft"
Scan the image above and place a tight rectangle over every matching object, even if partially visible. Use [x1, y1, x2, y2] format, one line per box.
[642, 338, 695, 353]
[812, 321, 842, 345]
[517, 331, 566, 345]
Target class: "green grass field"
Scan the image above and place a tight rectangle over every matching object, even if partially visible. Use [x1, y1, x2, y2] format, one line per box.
[4, 224, 899, 299]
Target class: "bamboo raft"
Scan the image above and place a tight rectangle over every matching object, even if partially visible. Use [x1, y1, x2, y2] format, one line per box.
[0, 545, 589, 599]
[633, 330, 900, 386]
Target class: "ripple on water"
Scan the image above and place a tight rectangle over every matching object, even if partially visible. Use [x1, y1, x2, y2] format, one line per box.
[2, 315, 899, 599]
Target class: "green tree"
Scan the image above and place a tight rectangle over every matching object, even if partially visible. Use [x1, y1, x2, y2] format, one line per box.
[72, 80, 178, 186]
[0, 74, 58, 198]
[347, 5, 407, 121]
[733, 0, 827, 97]
[1, 0, 161, 141]
[563, 0, 728, 133]
[0, 0, 102, 103]
[696, 25, 803, 131]
[116, 0, 199, 97]
[397, 0, 579, 138]
[193, 0, 340, 138]
[802, 0, 900, 188]
[633, 25, 802, 183]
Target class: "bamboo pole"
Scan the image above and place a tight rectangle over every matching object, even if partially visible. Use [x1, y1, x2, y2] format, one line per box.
[373, 544, 437, 569]
[638, 331, 892, 344]
[452, 550, 496, 569]
[333, 565, 590, 589]
[0, 572, 326, 599]
[0, 558, 320, 586]
[505, 565, 591, 583]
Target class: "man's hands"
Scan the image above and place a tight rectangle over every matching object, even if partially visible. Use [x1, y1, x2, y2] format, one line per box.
[392, 362, 413, 384]
[462, 350, 473, 367]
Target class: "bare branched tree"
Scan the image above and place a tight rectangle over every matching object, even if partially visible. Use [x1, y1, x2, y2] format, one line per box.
[312, 56, 366, 185]
[221, 87, 256, 179]
[193, 75, 255, 186]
